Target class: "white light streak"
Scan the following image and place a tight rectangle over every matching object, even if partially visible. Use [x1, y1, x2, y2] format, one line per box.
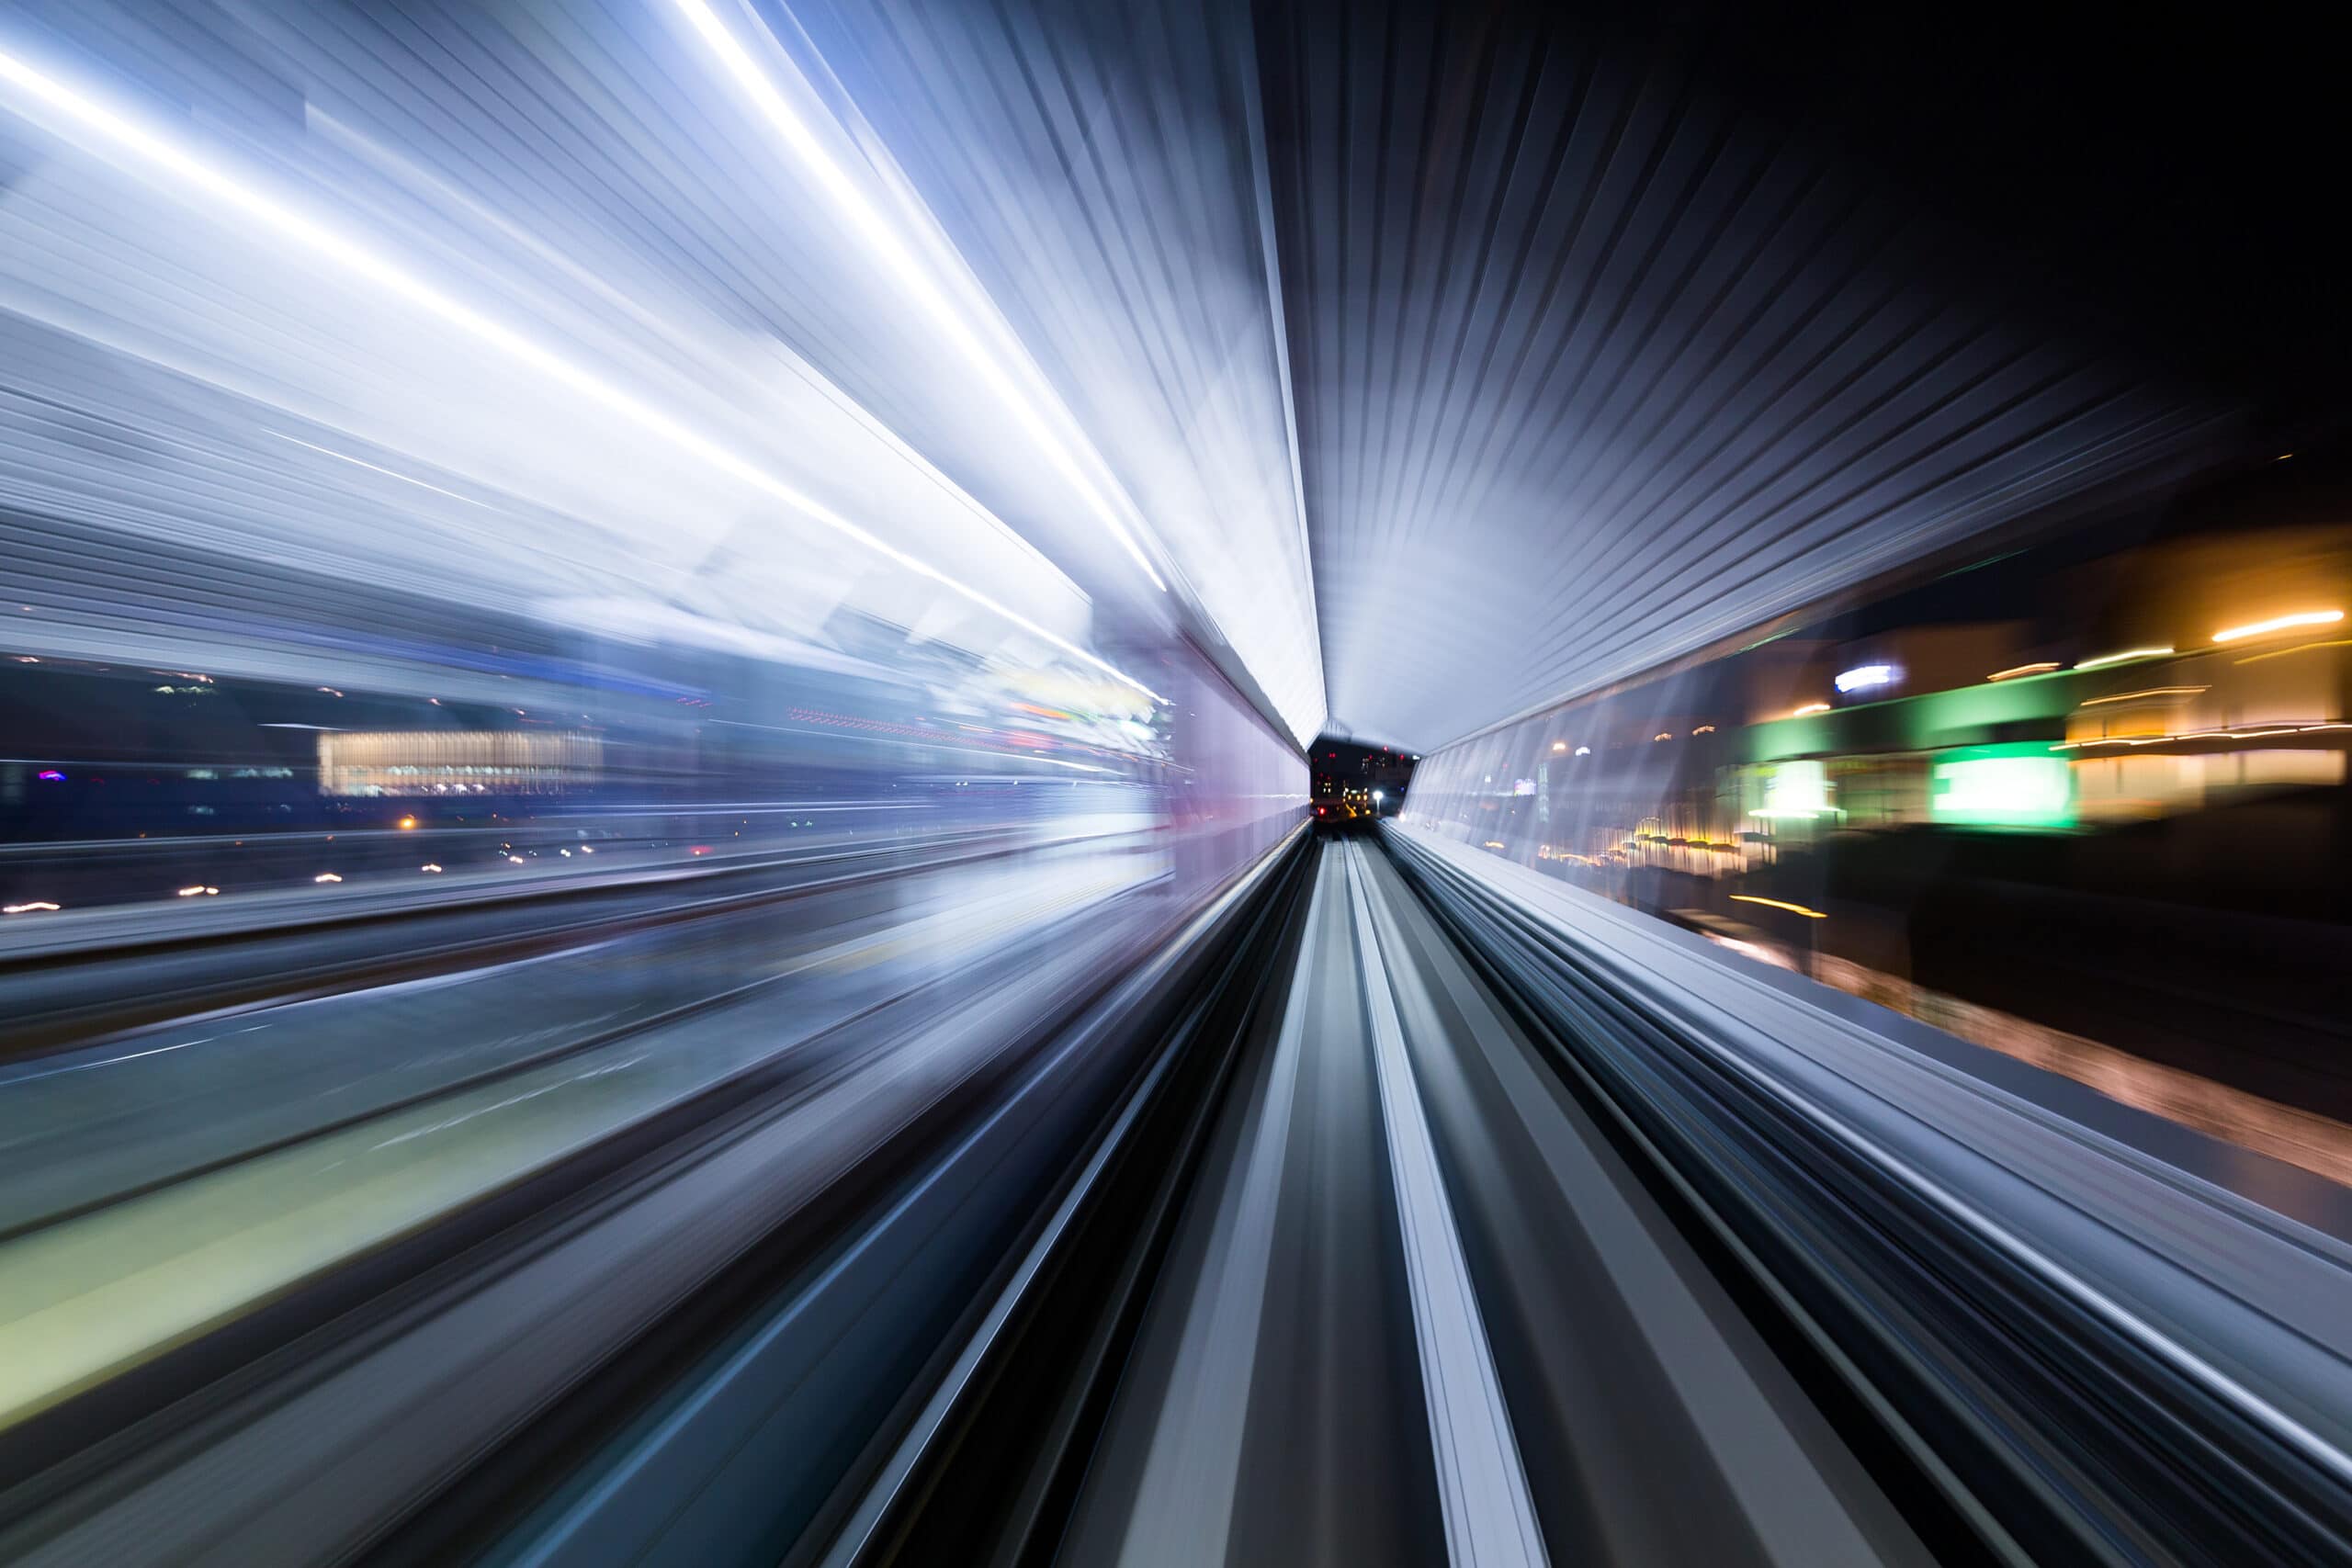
[669, 0, 1169, 594]
[2212, 609, 2344, 644]
[0, 46, 1163, 705]
[2075, 647, 2173, 671]
[1833, 663, 1897, 694]
[2077, 686, 2207, 707]
[263, 432, 497, 510]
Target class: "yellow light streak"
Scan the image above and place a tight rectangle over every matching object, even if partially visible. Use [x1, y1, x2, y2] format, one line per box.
[1730, 894, 1827, 919]
[2212, 609, 2344, 644]
[2077, 687, 2207, 706]
[2052, 721, 2352, 750]
[2233, 637, 2352, 667]
[2075, 647, 2173, 671]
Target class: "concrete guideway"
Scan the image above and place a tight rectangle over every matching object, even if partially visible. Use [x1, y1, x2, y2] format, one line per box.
[1069, 839, 1922, 1565]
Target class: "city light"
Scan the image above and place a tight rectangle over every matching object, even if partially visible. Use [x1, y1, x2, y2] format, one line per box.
[1931, 749, 2075, 829]
[2233, 637, 2352, 666]
[2052, 720, 2352, 750]
[2, 901, 61, 915]
[1756, 760, 1832, 818]
[2075, 647, 2174, 671]
[2078, 687, 2207, 706]
[1833, 663, 1899, 694]
[1791, 701, 1831, 716]
[2211, 609, 2344, 643]
[1987, 661, 2063, 681]
[1729, 895, 1828, 919]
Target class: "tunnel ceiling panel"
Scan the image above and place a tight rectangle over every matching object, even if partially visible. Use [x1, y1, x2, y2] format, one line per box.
[1252, 1, 2225, 749]
[4, 2, 2320, 755]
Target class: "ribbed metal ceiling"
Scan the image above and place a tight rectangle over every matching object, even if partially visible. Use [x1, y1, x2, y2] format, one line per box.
[0, 1, 2278, 754]
[1253, 0, 2220, 748]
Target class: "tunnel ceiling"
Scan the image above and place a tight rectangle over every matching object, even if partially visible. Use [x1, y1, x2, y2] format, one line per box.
[1249, 2, 2329, 749]
[780, 0, 2339, 752]
[1, 3, 2336, 755]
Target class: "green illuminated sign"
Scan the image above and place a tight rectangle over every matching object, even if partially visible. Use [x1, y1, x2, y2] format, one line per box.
[1747, 667, 2076, 763]
[1756, 758, 1833, 817]
[1930, 743, 2074, 829]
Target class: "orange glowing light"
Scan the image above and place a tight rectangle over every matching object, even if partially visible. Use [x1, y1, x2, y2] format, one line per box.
[1730, 894, 1827, 919]
[2214, 609, 2343, 644]
[2233, 637, 2352, 666]
[2052, 720, 2352, 750]
[2077, 687, 2207, 706]
[2075, 647, 2174, 671]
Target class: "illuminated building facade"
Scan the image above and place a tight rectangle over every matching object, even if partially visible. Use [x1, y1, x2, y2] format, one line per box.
[316, 731, 603, 796]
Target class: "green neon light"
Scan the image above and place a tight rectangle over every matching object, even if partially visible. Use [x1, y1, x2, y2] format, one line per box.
[1930, 743, 2075, 829]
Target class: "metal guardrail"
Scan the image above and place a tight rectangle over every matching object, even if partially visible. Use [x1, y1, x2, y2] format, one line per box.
[0, 823, 1143, 1056]
[1386, 824, 2352, 1565]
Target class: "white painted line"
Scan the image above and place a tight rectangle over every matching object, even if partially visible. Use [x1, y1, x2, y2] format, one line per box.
[1114, 850, 1334, 1565]
[1344, 843, 1550, 1568]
